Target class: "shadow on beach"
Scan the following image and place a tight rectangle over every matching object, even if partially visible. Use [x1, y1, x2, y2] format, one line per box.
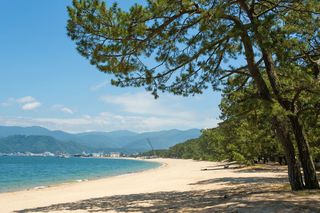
[190, 176, 288, 186]
[17, 174, 320, 213]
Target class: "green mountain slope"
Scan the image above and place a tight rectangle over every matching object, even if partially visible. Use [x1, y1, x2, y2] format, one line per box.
[0, 135, 90, 154]
[0, 126, 201, 153]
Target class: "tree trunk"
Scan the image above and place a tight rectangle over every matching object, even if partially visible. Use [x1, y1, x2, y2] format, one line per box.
[257, 46, 319, 189]
[289, 115, 320, 189]
[235, 20, 305, 190]
[272, 117, 305, 190]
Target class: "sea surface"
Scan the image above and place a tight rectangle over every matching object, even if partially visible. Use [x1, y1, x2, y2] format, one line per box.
[0, 156, 160, 193]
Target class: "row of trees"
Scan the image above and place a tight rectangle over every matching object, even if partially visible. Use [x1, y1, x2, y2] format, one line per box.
[142, 80, 320, 166]
[146, 110, 319, 167]
[67, 0, 320, 190]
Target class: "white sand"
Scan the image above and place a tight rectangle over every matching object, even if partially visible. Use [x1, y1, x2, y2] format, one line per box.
[0, 158, 318, 213]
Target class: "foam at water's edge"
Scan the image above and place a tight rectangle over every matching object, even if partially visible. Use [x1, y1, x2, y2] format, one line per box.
[33, 186, 48, 190]
[76, 179, 88, 182]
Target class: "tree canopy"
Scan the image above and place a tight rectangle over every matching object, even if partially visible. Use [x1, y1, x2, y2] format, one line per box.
[67, 0, 320, 190]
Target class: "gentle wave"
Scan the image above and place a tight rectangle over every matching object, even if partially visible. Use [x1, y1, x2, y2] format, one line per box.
[33, 186, 48, 190]
[75, 179, 89, 182]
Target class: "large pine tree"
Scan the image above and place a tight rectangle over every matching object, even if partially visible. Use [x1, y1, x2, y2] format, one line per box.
[67, 0, 320, 190]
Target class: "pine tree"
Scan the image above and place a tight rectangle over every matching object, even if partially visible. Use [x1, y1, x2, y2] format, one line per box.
[67, 0, 320, 190]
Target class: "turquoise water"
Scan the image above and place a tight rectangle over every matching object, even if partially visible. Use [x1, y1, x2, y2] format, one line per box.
[0, 156, 160, 193]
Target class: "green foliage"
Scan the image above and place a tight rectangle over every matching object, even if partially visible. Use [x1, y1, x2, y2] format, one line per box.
[154, 120, 284, 164]
[67, 0, 320, 175]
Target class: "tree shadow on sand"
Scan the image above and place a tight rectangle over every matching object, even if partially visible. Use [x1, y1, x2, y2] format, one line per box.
[190, 176, 289, 186]
[18, 175, 320, 213]
[235, 164, 288, 173]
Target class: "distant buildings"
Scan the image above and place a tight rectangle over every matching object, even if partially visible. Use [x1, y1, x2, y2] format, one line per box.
[91, 152, 104, 158]
[0, 152, 55, 157]
[110, 152, 121, 158]
[0, 151, 124, 158]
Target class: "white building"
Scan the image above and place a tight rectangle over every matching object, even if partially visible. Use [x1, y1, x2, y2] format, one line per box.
[110, 152, 121, 158]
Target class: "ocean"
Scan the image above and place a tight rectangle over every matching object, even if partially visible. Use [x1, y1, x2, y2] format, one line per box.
[0, 156, 160, 193]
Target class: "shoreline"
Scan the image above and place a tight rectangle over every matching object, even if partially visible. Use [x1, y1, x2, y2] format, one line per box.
[1, 158, 319, 213]
[0, 157, 163, 194]
[0, 158, 172, 212]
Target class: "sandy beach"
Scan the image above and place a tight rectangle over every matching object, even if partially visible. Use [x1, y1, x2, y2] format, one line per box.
[0, 158, 319, 213]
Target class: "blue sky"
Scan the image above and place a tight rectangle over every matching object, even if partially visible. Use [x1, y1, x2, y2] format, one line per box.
[0, 0, 221, 132]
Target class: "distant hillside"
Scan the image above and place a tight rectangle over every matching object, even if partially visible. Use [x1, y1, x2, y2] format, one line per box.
[74, 130, 139, 149]
[0, 126, 201, 153]
[0, 126, 73, 141]
[123, 129, 201, 151]
[0, 135, 90, 154]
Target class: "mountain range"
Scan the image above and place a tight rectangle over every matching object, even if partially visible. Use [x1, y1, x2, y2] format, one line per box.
[0, 135, 90, 154]
[0, 126, 201, 154]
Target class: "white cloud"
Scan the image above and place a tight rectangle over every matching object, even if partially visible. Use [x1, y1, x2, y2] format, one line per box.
[21, 102, 41, 110]
[16, 96, 36, 104]
[0, 113, 220, 133]
[90, 80, 109, 91]
[52, 105, 74, 114]
[1, 96, 41, 111]
[0, 92, 221, 132]
[99, 92, 220, 131]
[100, 92, 196, 119]
[61, 107, 74, 114]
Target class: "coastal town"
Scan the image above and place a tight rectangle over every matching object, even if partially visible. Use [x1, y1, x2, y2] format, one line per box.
[0, 151, 122, 158]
